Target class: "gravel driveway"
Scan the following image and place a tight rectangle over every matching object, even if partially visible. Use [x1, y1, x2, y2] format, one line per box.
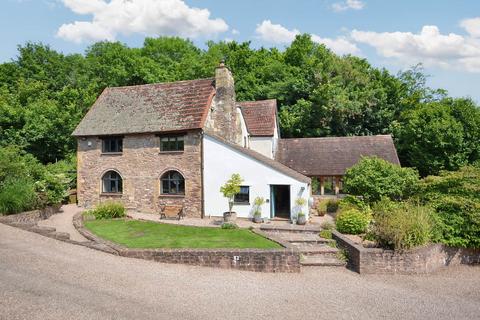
[0, 223, 479, 320]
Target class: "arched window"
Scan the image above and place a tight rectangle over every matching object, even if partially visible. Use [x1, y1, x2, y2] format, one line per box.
[102, 171, 123, 193]
[160, 171, 185, 195]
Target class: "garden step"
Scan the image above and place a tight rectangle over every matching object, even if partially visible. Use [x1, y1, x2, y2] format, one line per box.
[300, 255, 346, 267]
[260, 224, 321, 234]
[294, 244, 339, 255]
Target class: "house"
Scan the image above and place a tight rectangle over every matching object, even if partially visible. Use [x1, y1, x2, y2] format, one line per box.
[72, 62, 398, 220]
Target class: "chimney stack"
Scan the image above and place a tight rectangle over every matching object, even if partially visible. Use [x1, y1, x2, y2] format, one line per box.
[208, 61, 240, 143]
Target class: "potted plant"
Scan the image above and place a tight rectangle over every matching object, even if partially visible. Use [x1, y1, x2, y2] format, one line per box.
[252, 196, 265, 223]
[295, 197, 307, 225]
[219, 173, 243, 222]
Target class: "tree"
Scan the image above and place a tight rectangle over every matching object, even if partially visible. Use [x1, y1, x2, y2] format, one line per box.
[343, 156, 420, 203]
[219, 173, 243, 214]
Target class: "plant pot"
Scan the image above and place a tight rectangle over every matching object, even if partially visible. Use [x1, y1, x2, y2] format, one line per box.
[223, 211, 237, 222]
[297, 215, 307, 225]
[253, 215, 262, 223]
[318, 211, 326, 217]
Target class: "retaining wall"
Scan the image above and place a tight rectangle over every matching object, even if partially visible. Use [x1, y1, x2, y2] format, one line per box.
[333, 230, 480, 274]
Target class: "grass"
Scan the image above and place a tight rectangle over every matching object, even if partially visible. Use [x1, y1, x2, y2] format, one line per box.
[84, 219, 282, 249]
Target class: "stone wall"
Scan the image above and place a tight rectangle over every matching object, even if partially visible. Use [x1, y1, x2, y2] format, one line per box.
[73, 213, 300, 273]
[333, 230, 480, 274]
[0, 205, 61, 225]
[77, 131, 203, 217]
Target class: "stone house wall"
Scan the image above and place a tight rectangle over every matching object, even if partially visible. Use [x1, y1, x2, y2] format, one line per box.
[77, 130, 203, 217]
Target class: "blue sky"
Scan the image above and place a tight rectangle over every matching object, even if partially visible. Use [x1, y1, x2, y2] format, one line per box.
[2, 0, 480, 102]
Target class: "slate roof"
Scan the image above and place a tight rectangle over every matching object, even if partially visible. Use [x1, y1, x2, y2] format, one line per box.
[276, 135, 400, 176]
[238, 99, 277, 136]
[205, 131, 311, 183]
[72, 78, 215, 136]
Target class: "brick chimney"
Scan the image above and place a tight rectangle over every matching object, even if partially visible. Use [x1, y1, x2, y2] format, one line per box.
[207, 61, 240, 143]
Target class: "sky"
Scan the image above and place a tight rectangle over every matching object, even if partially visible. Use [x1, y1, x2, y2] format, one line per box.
[1, 0, 480, 102]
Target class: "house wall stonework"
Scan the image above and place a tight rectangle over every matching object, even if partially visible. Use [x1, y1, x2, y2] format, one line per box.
[77, 131, 203, 217]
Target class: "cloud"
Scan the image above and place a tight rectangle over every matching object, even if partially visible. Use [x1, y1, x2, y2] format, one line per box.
[255, 20, 360, 55]
[460, 17, 480, 38]
[332, 0, 365, 12]
[57, 0, 229, 43]
[351, 24, 480, 72]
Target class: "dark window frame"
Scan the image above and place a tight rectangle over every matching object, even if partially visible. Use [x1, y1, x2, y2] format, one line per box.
[159, 135, 185, 152]
[101, 136, 123, 153]
[234, 186, 250, 204]
[160, 170, 185, 195]
[102, 171, 123, 193]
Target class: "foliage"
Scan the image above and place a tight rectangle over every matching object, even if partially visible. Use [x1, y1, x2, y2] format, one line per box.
[338, 195, 371, 213]
[0, 147, 69, 214]
[343, 156, 420, 203]
[418, 166, 480, 248]
[393, 99, 480, 176]
[295, 197, 307, 217]
[326, 199, 339, 213]
[372, 198, 434, 250]
[253, 196, 265, 217]
[335, 208, 371, 235]
[319, 229, 332, 239]
[221, 222, 239, 230]
[88, 201, 126, 220]
[317, 200, 327, 214]
[0, 178, 37, 214]
[320, 221, 335, 230]
[84, 219, 282, 249]
[219, 173, 243, 213]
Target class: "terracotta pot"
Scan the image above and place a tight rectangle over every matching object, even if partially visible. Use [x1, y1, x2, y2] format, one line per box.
[253, 215, 262, 223]
[223, 212, 237, 222]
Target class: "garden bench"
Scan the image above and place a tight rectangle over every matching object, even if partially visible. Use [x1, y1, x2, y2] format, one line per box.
[159, 205, 185, 220]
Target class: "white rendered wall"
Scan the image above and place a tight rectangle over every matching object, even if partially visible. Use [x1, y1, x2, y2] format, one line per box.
[203, 135, 310, 219]
[249, 137, 274, 159]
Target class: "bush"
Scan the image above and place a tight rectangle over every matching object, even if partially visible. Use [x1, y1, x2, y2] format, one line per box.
[320, 221, 334, 230]
[335, 208, 371, 235]
[418, 166, 480, 248]
[0, 179, 38, 215]
[319, 229, 332, 239]
[221, 222, 239, 229]
[326, 199, 339, 213]
[343, 156, 420, 203]
[338, 195, 370, 213]
[372, 199, 434, 250]
[89, 202, 126, 220]
[316, 200, 327, 215]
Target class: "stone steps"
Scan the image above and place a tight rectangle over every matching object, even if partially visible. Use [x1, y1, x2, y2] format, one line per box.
[260, 225, 347, 268]
[300, 255, 347, 267]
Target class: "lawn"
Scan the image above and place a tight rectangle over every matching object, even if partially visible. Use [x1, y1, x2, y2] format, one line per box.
[84, 219, 282, 249]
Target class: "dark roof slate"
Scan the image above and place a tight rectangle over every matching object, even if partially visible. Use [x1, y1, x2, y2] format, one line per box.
[276, 135, 400, 176]
[72, 78, 215, 136]
[238, 99, 277, 136]
[205, 132, 311, 183]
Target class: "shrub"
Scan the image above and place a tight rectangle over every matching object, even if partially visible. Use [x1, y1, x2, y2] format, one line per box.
[338, 196, 370, 213]
[418, 166, 480, 248]
[343, 156, 420, 203]
[335, 208, 371, 235]
[0, 179, 38, 215]
[221, 222, 239, 229]
[89, 202, 126, 220]
[320, 221, 335, 230]
[316, 200, 327, 215]
[326, 199, 339, 213]
[372, 199, 434, 250]
[319, 229, 332, 239]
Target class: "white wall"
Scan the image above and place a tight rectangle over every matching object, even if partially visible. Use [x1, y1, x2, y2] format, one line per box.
[249, 137, 274, 159]
[203, 135, 310, 219]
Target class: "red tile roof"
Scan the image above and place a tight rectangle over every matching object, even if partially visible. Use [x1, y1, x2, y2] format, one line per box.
[238, 99, 277, 136]
[73, 78, 215, 136]
[276, 135, 400, 176]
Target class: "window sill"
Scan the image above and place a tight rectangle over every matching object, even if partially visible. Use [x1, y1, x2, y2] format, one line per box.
[159, 151, 184, 154]
[101, 152, 123, 156]
[159, 194, 185, 198]
[100, 193, 123, 197]
[234, 202, 250, 205]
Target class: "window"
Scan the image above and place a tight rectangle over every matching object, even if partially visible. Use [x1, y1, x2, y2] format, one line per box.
[160, 171, 185, 195]
[102, 137, 123, 153]
[234, 186, 250, 204]
[160, 135, 184, 152]
[102, 171, 122, 193]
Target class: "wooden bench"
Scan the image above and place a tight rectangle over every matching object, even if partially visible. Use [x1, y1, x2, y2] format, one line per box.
[159, 205, 185, 220]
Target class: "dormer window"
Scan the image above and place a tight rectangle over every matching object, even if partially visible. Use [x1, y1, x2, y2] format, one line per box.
[102, 136, 123, 153]
[160, 135, 184, 152]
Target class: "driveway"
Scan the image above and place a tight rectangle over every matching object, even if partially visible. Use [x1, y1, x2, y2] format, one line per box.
[0, 223, 479, 320]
